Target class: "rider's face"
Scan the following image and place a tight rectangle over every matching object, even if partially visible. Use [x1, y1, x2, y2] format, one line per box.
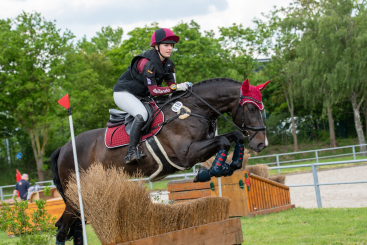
[155, 43, 174, 58]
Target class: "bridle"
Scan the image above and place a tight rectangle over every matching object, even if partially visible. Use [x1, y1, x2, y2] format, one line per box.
[230, 94, 266, 141]
[147, 86, 266, 142]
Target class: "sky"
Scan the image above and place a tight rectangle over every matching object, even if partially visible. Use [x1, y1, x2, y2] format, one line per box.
[1, 0, 293, 41]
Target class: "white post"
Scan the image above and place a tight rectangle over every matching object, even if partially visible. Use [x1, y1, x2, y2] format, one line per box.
[149, 181, 153, 190]
[276, 155, 280, 174]
[315, 150, 319, 169]
[68, 109, 88, 245]
[0, 187, 3, 201]
[352, 146, 356, 160]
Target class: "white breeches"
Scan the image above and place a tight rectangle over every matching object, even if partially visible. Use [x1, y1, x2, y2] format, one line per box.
[113, 92, 148, 121]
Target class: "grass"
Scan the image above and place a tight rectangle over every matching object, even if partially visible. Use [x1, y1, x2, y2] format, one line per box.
[241, 207, 367, 244]
[0, 224, 101, 245]
[2, 208, 366, 244]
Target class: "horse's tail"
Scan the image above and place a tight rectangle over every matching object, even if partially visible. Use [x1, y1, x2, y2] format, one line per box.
[51, 147, 66, 203]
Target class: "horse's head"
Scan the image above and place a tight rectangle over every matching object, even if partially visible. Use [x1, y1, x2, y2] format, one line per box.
[231, 79, 270, 152]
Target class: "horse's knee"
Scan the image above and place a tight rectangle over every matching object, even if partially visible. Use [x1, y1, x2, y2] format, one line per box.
[218, 136, 231, 151]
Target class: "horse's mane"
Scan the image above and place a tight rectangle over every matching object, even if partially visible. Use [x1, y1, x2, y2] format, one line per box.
[192, 77, 242, 87]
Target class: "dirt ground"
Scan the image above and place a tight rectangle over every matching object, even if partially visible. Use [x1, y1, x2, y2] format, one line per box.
[285, 165, 367, 208]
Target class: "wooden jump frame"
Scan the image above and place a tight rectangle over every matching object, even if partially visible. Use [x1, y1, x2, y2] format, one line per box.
[117, 218, 243, 245]
[168, 170, 295, 217]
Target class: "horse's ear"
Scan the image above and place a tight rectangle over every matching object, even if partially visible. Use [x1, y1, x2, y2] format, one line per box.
[256, 80, 270, 91]
[241, 79, 250, 94]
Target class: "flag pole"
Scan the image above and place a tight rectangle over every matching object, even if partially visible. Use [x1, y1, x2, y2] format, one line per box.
[59, 94, 88, 245]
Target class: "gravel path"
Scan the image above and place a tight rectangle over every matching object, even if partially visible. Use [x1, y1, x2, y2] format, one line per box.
[285, 165, 367, 208]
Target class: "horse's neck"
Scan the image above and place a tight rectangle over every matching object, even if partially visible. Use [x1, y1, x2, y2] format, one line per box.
[190, 81, 241, 119]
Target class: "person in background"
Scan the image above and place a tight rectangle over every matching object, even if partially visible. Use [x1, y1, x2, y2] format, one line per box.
[12, 173, 30, 200]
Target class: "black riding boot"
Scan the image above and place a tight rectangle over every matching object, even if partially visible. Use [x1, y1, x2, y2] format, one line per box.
[125, 114, 147, 165]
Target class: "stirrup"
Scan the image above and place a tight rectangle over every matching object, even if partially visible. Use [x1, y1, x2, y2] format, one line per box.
[125, 146, 146, 165]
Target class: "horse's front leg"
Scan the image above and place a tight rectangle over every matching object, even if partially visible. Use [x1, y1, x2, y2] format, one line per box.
[182, 135, 231, 183]
[221, 131, 246, 171]
[191, 131, 246, 183]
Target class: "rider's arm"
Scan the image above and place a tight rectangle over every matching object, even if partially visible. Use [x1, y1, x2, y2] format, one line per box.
[141, 60, 173, 96]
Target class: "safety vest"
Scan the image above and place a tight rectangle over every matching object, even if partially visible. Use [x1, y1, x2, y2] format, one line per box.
[113, 49, 175, 97]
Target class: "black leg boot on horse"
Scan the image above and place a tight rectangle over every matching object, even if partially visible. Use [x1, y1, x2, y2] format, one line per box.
[125, 114, 147, 165]
[194, 149, 230, 182]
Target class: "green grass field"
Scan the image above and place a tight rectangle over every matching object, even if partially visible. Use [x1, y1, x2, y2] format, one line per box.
[1, 207, 366, 244]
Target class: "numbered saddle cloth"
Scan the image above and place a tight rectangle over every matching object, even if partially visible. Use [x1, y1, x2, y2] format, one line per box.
[104, 101, 164, 148]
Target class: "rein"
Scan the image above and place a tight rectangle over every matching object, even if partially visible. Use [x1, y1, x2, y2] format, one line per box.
[145, 86, 266, 141]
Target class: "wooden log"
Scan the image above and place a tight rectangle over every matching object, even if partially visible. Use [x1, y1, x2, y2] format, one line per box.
[117, 218, 243, 245]
[249, 204, 296, 217]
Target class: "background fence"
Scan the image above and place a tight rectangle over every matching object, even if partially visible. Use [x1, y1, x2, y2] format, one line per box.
[1, 144, 367, 203]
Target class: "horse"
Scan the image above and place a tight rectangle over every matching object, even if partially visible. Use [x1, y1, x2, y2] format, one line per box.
[51, 77, 269, 243]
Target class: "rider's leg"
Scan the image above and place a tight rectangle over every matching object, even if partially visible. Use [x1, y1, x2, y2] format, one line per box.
[125, 114, 147, 164]
[113, 92, 148, 121]
[114, 92, 148, 164]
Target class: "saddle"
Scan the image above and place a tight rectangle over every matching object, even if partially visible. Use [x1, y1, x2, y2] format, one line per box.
[105, 99, 164, 149]
[107, 102, 155, 136]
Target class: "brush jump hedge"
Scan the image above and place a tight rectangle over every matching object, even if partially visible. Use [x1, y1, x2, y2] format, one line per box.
[64, 163, 242, 245]
[168, 170, 295, 217]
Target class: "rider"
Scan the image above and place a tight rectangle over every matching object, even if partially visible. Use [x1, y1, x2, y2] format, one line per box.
[113, 28, 190, 165]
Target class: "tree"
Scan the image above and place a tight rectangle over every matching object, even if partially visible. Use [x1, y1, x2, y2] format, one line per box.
[171, 21, 229, 83]
[219, 21, 272, 81]
[0, 12, 74, 181]
[79, 26, 123, 55]
[333, 0, 367, 153]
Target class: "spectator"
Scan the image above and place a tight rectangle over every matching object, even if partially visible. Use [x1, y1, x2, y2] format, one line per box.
[12, 174, 31, 200]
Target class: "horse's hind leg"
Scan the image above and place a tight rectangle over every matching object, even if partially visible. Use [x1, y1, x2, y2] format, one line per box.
[55, 203, 77, 244]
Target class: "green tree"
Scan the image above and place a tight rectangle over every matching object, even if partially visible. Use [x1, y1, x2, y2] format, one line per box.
[172, 21, 229, 83]
[333, 0, 367, 152]
[0, 12, 74, 181]
[79, 26, 123, 55]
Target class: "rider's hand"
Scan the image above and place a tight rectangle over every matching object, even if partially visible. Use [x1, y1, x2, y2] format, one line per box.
[176, 82, 189, 91]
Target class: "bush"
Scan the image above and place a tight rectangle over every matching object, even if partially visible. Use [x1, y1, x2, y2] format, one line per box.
[0, 187, 57, 245]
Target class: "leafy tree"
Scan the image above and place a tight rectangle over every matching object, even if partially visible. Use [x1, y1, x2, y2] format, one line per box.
[172, 21, 229, 83]
[79, 26, 123, 55]
[108, 23, 158, 76]
[333, 0, 367, 152]
[0, 12, 74, 181]
[219, 21, 272, 81]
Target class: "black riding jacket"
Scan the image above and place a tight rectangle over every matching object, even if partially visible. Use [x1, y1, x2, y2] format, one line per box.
[113, 49, 175, 97]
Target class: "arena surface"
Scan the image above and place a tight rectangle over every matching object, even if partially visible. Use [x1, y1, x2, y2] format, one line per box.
[286, 165, 367, 208]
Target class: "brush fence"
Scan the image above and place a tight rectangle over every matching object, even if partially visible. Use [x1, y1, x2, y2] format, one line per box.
[117, 218, 243, 245]
[168, 170, 295, 217]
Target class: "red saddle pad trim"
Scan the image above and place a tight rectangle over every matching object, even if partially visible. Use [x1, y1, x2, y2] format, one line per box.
[105, 101, 164, 148]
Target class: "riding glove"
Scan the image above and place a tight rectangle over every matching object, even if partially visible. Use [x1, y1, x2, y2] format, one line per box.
[176, 82, 189, 91]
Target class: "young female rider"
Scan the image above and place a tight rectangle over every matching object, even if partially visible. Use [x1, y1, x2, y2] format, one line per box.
[113, 28, 190, 165]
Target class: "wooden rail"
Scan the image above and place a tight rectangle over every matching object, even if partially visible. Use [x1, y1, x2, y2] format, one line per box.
[168, 170, 295, 217]
[246, 173, 292, 213]
[117, 218, 243, 245]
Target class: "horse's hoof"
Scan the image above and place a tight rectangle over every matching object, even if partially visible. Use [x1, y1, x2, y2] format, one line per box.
[221, 162, 233, 177]
[193, 166, 211, 182]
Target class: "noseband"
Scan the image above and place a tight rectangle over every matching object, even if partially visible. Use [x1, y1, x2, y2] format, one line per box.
[231, 95, 266, 141]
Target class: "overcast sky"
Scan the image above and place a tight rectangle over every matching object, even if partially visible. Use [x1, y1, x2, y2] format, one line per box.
[2, 0, 293, 41]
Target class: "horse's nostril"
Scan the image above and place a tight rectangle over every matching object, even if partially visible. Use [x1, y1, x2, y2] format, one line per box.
[258, 143, 264, 149]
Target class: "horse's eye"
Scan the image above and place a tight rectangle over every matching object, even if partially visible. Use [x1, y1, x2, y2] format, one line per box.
[248, 107, 255, 112]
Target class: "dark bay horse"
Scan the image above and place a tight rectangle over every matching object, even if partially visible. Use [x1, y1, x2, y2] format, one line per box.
[51, 77, 269, 242]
